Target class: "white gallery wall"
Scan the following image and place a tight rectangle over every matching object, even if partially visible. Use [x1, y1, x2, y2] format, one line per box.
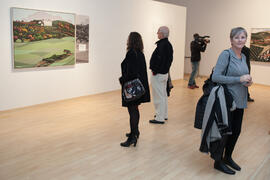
[154, 0, 189, 7]
[183, 0, 270, 86]
[0, 0, 186, 111]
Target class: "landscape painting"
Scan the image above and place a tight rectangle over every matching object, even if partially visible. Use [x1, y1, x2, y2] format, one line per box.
[250, 28, 270, 63]
[12, 7, 75, 69]
[76, 15, 89, 63]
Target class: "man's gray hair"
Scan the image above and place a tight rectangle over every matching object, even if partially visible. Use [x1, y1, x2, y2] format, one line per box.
[230, 27, 247, 39]
[159, 26, 170, 38]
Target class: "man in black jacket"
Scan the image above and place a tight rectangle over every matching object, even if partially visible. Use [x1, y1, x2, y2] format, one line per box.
[188, 33, 207, 89]
[149, 26, 173, 124]
[241, 45, 254, 102]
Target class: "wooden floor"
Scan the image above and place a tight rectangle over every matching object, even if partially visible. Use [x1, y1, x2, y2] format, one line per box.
[0, 78, 269, 180]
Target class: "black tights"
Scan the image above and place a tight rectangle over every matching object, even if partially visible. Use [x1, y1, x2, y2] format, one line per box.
[224, 108, 244, 157]
[127, 105, 140, 135]
[214, 108, 244, 161]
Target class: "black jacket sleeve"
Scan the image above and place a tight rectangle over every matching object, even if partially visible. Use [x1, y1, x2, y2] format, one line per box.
[149, 45, 162, 73]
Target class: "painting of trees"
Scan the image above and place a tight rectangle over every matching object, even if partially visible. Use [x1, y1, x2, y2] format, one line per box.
[12, 7, 75, 69]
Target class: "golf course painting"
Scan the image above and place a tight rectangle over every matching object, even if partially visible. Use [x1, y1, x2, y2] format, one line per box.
[12, 7, 75, 69]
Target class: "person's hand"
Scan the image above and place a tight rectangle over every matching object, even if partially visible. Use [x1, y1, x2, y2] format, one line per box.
[244, 81, 253, 87]
[204, 39, 210, 44]
[240, 74, 251, 83]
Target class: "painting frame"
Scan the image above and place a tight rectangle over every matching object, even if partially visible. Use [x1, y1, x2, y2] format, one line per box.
[11, 7, 76, 69]
[250, 28, 270, 64]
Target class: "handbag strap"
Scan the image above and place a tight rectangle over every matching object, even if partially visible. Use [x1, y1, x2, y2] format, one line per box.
[224, 50, 231, 76]
[209, 50, 231, 82]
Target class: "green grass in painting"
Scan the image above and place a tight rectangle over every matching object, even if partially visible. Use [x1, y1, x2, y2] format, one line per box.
[50, 55, 75, 66]
[14, 37, 75, 68]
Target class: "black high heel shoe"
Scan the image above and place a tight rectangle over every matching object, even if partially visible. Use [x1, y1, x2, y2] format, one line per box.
[125, 131, 140, 139]
[120, 135, 137, 147]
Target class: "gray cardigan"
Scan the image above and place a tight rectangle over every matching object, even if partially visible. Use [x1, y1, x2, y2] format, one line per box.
[212, 48, 249, 109]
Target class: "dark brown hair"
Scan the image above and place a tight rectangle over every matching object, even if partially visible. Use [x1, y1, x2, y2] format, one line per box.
[127, 32, 144, 52]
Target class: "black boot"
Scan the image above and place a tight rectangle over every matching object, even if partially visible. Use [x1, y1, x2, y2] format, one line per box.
[214, 161, 236, 175]
[126, 131, 140, 139]
[120, 135, 137, 147]
[223, 157, 241, 171]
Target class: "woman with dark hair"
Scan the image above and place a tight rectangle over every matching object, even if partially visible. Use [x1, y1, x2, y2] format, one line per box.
[211, 27, 252, 174]
[119, 32, 150, 147]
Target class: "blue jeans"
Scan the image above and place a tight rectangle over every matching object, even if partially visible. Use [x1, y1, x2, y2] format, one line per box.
[188, 61, 199, 86]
